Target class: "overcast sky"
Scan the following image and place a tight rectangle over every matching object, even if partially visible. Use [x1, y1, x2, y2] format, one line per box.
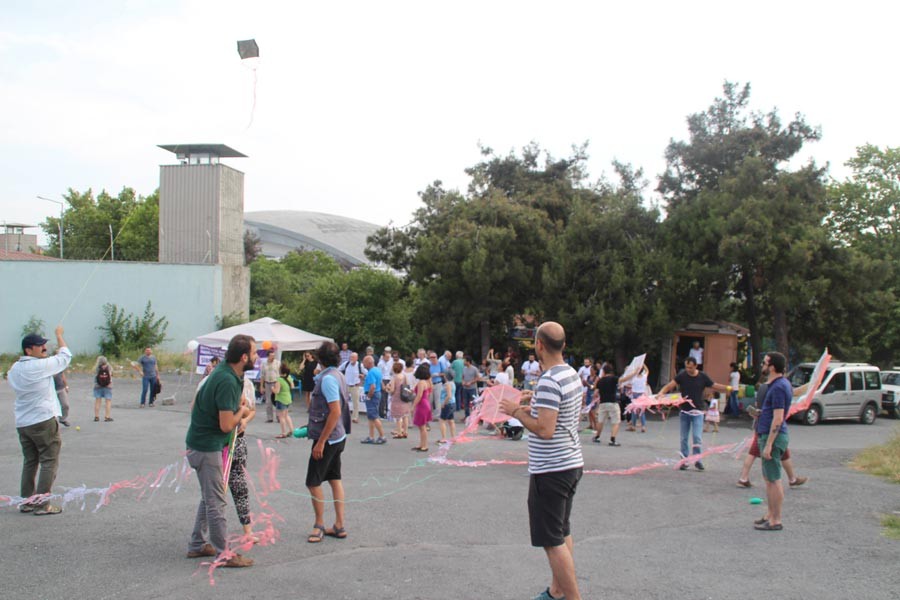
[2, 0, 898, 239]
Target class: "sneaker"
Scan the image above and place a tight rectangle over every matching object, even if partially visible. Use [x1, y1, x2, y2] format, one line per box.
[533, 587, 565, 600]
[679, 464, 689, 471]
[104, 417, 114, 422]
[59, 420, 70, 427]
[592, 436, 601, 444]
[222, 553, 254, 568]
[360, 437, 374, 444]
[608, 440, 621, 447]
[736, 479, 752, 488]
[695, 462, 705, 471]
[374, 437, 387, 445]
[186, 544, 217, 558]
[789, 476, 808, 487]
[149, 403, 155, 407]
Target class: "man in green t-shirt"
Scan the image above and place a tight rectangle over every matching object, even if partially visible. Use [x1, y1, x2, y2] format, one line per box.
[185, 334, 255, 567]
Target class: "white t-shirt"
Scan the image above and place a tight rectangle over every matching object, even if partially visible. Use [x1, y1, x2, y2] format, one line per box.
[494, 372, 511, 386]
[577, 365, 592, 387]
[522, 360, 541, 380]
[708, 397, 719, 412]
[729, 371, 740, 389]
[689, 347, 704, 365]
[505, 365, 514, 382]
[631, 373, 647, 395]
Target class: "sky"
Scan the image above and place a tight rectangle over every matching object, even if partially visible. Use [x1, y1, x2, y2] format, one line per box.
[2, 0, 898, 241]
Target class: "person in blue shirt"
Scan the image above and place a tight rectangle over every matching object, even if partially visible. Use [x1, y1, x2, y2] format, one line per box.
[754, 351, 793, 531]
[361, 355, 386, 444]
[306, 341, 351, 543]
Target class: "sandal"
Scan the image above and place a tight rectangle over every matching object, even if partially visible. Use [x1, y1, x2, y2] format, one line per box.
[104, 417, 114, 422]
[753, 517, 770, 525]
[325, 525, 347, 539]
[33, 505, 62, 516]
[307, 524, 326, 543]
[411, 447, 429, 452]
[275, 433, 290, 439]
[94, 417, 100, 422]
[754, 521, 783, 531]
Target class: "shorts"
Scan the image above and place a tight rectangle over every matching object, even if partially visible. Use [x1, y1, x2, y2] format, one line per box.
[749, 433, 791, 460]
[93, 387, 112, 400]
[759, 433, 789, 482]
[365, 393, 381, 420]
[274, 401, 290, 411]
[305, 439, 345, 487]
[596, 402, 620, 425]
[528, 468, 583, 547]
[440, 403, 456, 420]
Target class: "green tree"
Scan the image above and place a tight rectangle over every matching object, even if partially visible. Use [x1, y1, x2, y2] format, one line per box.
[41, 187, 159, 261]
[367, 145, 590, 356]
[301, 267, 415, 351]
[660, 82, 825, 368]
[824, 145, 900, 364]
[542, 164, 674, 369]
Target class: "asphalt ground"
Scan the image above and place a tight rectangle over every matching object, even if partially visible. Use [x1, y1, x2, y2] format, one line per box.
[1, 372, 899, 600]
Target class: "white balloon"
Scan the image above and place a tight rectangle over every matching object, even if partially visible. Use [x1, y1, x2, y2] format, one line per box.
[186, 340, 200, 352]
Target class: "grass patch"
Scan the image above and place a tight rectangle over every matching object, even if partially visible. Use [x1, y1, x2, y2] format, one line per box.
[882, 514, 900, 540]
[852, 429, 900, 484]
[853, 429, 900, 540]
[1, 351, 192, 378]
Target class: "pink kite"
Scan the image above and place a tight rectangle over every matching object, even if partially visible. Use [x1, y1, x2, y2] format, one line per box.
[477, 385, 522, 423]
[624, 394, 694, 414]
[788, 349, 831, 417]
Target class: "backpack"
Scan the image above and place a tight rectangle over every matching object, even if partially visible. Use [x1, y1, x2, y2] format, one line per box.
[400, 383, 415, 403]
[96, 365, 111, 388]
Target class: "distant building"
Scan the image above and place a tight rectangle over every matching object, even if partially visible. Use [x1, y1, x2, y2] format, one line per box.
[0, 223, 39, 255]
[244, 210, 381, 267]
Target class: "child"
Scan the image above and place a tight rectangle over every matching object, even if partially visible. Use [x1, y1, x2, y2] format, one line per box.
[704, 392, 720, 433]
[438, 370, 457, 443]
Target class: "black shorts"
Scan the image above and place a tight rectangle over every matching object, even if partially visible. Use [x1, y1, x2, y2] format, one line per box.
[305, 439, 345, 487]
[528, 467, 583, 547]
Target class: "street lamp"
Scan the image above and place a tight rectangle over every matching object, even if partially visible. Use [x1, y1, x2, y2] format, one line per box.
[37, 195, 64, 259]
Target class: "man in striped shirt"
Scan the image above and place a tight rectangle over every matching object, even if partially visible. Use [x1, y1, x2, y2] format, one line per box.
[500, 322, 584, 600]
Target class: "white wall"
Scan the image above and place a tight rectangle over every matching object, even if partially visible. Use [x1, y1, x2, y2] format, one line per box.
[0, 261, 237, 354]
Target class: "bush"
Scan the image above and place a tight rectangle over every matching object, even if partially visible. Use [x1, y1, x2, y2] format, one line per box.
[98, 301, 169, 357]
[21, 315, 46, 338]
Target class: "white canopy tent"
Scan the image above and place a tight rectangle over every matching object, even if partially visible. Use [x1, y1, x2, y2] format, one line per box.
[193, 317, 333, 352]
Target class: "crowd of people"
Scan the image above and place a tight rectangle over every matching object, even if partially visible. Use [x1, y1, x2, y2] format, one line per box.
[8, 325, 806, 598]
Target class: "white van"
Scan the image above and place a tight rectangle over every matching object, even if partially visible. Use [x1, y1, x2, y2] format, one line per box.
[787, 362, 882, 426]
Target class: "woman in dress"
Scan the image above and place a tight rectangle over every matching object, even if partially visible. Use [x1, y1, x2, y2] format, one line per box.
[388, 361, 409, 439]
[410, 362, 433, 451]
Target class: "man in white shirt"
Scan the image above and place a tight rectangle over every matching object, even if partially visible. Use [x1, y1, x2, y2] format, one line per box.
[377, 347, 394, 392]
[689, 340, 704, 370]
[577, 358, 593, 405]
[342, 352, 365, 423]
[8, 327, 71, 515]
[521, 352, 542, 391]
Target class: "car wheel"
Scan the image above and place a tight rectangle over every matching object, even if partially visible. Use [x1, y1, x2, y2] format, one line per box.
[860, 403, 877, 425]
[804, 405, 821, 426]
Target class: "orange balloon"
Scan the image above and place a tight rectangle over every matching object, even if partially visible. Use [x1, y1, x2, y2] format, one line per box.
[262, 340, 272, 350]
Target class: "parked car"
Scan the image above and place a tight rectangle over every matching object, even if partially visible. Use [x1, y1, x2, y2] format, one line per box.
[879, 370, 900, 418]
[787, 362, 882, 426]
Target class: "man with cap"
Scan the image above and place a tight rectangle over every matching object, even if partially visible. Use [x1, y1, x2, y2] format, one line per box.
[7, 326, 71, 515]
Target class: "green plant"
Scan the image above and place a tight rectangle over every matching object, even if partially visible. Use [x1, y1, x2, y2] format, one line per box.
[216, 311, 247, 329]
[97, 301, 169, 357]
[21, 315, 46, 338]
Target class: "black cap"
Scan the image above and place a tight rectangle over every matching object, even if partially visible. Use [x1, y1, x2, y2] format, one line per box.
[22, 333, 49, 352]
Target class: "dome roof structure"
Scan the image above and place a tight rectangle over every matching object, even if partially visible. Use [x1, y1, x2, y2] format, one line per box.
[244, 210, 381, 267]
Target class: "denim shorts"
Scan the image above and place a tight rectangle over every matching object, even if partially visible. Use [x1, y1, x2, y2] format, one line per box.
[440, 403, 456, 420]
[274, 401, 290, 411]
[93, 387, 112, 400]
[365, 393, 381, 420]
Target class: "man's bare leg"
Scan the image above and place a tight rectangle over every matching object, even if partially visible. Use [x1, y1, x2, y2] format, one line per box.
[546, 535, 581, 600]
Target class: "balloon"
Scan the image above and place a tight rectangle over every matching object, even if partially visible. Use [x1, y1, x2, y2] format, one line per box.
[186, 340, 199, 352]
[262, 341, 273, 350]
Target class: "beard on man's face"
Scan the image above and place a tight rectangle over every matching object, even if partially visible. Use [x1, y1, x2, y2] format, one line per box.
[243, 355, 255, 372]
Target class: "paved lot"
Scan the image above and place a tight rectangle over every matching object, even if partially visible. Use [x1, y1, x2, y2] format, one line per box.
[2, 372, 899, 600]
